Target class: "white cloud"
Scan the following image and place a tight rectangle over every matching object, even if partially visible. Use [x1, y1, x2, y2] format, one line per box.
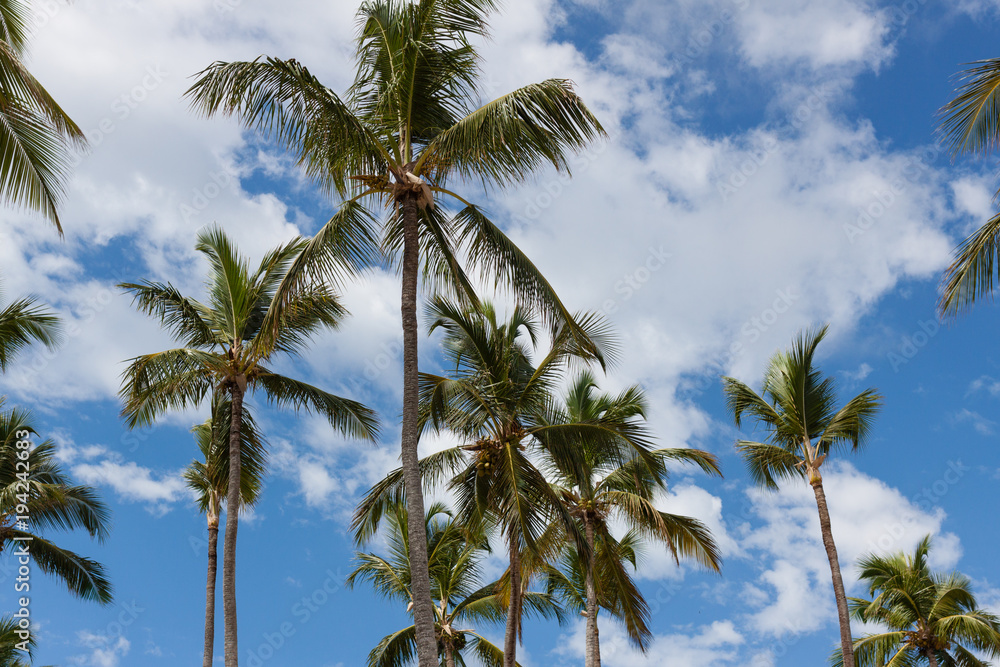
[72, 460, 189, 511]
[968, 375, 1000, 398]
[555, 618, 744, 667]
[72, 632, 130, 667]
[736, 0, 894, 71]
[739, 462, 962, 636]
[953, 408, 998, 436]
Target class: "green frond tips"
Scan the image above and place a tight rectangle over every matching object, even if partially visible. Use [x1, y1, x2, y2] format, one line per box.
[940, 58, 1000, 158]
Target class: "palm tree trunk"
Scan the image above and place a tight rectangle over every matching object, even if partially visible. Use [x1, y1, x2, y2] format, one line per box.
[223, 382, 244, 667]
[503, 535, 522, 667]
[811, 477, 855, 667]
[584, 518, 601, 667]
[443, 642, 456, 667]
[927, 652, 941, 667]
[399, 194, 438, 667]
[203, 506, 220, 667]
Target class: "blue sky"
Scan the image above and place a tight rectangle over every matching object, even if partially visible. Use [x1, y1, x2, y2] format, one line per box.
[5, 0, 1000, 665]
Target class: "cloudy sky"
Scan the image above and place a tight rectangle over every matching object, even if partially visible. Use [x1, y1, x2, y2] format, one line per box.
[6, 0, 1000, 665]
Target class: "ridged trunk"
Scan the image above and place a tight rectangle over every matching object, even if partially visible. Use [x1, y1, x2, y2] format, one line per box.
[443, 642, 456, 667]
[927, 651, 940, 667]
[584, 518, 601, 667]
[203, 506, 220, 667]
[503, 535, 522, 667]
[811, 476, 855, 667]
[223, 382, 244, 667]
[399, 194, 438, 667]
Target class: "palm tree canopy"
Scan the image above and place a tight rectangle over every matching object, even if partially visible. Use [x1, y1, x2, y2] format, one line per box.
[348, 499, 560, 667]
[119, 225, 379, 443]
[184, 393, 268, 515]
[831, 535, 1000, 667]
[185, 0, 608, 356]
[353, 297, 614, 550]
[0, 399, 112, 603]
[722, 325, 882, 489]
[539, 373, 722, 651]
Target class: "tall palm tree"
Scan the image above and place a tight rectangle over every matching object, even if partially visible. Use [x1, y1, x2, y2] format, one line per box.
[348, 499, 563, 667]
[832, 535, 1000, 667]
[119, 226, 380, 667]
[183, 394, 267, 667]
[0, 0, 86, 233]
[354, 297, 616, 667]
[542, 372, 722, 667]
[722, 326, 882, 667]
[938, 58, 1000, 314]
[186, 3, 606, 662]
[0, 399, 112, 603]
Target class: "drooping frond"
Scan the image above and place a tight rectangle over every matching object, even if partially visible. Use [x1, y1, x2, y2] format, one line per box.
[940, 58, 1000, 157]
[0, 293, 60, 371]
[939, 210, 1000, 316]
[419, 79, 606, 187]
[255, 371, 379, 443]
[7, 530, 112, 604]
[186, 56, 388, 197]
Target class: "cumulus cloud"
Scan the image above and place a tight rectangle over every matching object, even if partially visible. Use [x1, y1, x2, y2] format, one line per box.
[72, 460, 189, 512]
[555, 618, 745, 667]
[739, 461, 963, 637]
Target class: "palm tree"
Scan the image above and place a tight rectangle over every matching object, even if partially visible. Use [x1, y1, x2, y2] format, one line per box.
[185, 3, 606, 662]
[542, 372, 722, 667]
[348, 499, 563, 667]
[184, 394, 267, 667]
[0, 0, 86, 233]
[0, 283, 60, 372]
[722, 326, 882, 667]
[0, 399, 112, 603]
[354, 297, 616, 667]
[832, 535, 1000, 667]
[0, 614, 34, 667]
[938, 58, 1000, 314]
[119, 226, 380, 667]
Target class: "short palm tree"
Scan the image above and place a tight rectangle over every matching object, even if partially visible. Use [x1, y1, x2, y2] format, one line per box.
[354, 297, 615, 667]
[119, 226, 379, 667]
[0, 0, 87, 233]
[186, 3, 605, 662]
[349, 500, 562, 667]
[938, 57, 1000, 314]
[722, 326, 882, 667]
[0, 399, 112, 603]
[543, 372, 722, 667]
[832, 535, 1000, 667]
[184, 394, 267, 667]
